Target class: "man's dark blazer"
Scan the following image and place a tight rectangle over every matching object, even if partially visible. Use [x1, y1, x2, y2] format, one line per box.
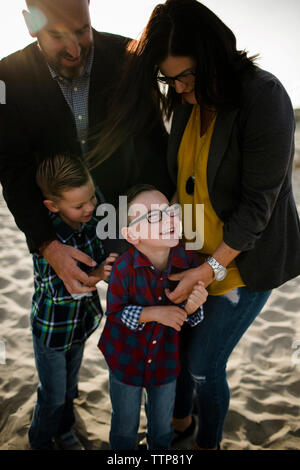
[0, 30, 174, 252]
[167, 68, 300, 291]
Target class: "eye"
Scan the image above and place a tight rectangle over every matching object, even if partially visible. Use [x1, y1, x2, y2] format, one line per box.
[48, 32, 63, 40]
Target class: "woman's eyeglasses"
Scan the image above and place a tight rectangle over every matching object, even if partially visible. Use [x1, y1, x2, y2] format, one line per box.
[157, 70, 196, 87]
[129, 203, 181, 226]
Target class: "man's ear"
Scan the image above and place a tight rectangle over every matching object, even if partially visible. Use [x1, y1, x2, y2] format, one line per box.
[121, 226, 139, 245]
[43, 199, 59, 214]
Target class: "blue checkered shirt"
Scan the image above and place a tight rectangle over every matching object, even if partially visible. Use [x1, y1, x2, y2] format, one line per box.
[31, 212, 105, 351]
[47, 47, 94, 153]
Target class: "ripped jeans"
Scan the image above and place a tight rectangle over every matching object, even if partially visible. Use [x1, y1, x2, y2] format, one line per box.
[173, 286, 272, 449]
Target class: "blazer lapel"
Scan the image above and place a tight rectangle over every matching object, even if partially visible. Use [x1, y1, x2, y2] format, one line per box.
[207, 107, 239, 195]
[167, 103, 193, 185]
[167, 104, 238, 192]
[30, 43, 73, 118]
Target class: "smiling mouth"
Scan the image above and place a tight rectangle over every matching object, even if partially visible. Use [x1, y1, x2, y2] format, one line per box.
[160, 227, 175, 236]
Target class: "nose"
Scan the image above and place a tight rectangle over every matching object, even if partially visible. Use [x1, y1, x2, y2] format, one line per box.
[174, 79, 186, 94]
[65, 35, 81, 59]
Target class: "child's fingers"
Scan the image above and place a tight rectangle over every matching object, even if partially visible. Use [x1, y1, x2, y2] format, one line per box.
[191, 283, 208, 298]
[105, 256, 117, 264]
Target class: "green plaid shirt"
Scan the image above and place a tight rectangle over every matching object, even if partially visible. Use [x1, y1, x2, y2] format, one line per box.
[31, 213, 105, 351]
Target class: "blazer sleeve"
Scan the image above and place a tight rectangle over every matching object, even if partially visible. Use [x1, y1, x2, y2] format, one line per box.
[0, 59, 56, 253]
[223, 75, 295, 251]
[0, 102, 56, 252]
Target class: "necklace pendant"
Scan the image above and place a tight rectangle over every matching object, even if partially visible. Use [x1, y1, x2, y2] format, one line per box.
[186, 176, 195, 195]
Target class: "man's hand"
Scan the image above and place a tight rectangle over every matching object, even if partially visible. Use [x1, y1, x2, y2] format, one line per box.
[88, 253, 119, 285]
[140, 305, 187, 332]
[40, 239, 98, 294]
[184, 281, 208, 315]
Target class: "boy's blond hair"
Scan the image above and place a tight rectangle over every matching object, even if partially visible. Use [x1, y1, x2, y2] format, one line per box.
[36, 154, 91, 201]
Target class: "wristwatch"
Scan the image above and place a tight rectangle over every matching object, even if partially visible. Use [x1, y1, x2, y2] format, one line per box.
[206, 256, 227, 281]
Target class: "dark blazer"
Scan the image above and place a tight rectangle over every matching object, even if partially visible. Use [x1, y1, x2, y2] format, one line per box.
[167, 68, 300, 291]
[0, 30, 174, 252]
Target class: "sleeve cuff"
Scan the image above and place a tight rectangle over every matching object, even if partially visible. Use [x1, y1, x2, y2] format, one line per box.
[121, 305, 145, 331]
[179, 302, 204, 327]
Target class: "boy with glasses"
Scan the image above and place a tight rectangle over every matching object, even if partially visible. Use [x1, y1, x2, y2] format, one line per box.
[98, 184, 208, 450]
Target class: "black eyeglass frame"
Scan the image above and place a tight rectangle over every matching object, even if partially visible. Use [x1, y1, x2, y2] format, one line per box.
[128, 203, 182, 227]
[157, 70, 196, 87]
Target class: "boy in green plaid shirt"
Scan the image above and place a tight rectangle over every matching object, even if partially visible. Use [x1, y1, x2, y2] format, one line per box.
[29, 154, 117, 450]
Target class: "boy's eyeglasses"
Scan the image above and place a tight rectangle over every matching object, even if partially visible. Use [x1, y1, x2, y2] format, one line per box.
[129, 203, 181, 226]
[157, 70, 196, 87]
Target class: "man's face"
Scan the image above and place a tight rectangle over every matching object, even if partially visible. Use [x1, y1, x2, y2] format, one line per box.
[29, 0, 93, 79]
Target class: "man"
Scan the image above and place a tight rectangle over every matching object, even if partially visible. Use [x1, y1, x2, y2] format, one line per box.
[0, 0, 174, 295]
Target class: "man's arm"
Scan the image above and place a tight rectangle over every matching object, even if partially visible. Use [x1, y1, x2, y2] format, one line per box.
[0, 106, 99, 293]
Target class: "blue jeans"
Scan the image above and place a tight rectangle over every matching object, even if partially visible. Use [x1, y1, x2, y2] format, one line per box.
[109, 370, 176, 450]
[173, 286, 272, 449]
[29, 335, 84, 449]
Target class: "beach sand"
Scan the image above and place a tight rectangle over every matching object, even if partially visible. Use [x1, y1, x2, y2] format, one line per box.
[0, 125, 299, 451]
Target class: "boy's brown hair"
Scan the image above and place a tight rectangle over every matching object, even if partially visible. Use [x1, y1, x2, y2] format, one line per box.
[36, 154, 91, 201]
[121, 184, 157, 225]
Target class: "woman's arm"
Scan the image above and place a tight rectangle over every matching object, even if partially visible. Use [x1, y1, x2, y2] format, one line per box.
[166, 241, 240, 304]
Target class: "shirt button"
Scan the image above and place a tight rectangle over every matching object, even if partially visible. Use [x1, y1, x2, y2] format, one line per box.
[147, 359, 152, 364]
[78, 115, 83, 120]
[160, 277, 163, 281]
[81, 140, 86, 145]
[151, 266, 155, 270]
[158, 296, 162, 301]
[152, 340, 157, 345]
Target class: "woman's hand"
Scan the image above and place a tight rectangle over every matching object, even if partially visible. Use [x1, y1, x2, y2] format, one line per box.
[165, 263, 214, 304]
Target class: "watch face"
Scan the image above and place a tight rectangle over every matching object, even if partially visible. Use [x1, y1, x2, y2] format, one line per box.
[215, 269, 226, 281]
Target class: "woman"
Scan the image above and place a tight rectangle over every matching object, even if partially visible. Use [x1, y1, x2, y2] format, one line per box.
[90, 0, 300, 450]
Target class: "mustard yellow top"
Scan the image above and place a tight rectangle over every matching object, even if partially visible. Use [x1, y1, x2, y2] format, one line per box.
[177, 104, 245, 295]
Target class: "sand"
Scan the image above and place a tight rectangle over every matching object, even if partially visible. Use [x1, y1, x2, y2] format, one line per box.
[0, 123, 300, 451]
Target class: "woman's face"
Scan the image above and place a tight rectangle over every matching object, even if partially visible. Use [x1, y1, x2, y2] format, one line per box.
[159, 55, 197, 105]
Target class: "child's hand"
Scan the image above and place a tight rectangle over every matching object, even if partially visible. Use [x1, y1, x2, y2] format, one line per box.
[88, 253, 119, 284]
[184, 281, 208, 315]
[140, 305, 187, 332]
[102, 253, 119, 280]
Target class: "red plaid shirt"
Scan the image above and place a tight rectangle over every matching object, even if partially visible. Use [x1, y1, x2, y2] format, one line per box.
[98, 244, 204, 387]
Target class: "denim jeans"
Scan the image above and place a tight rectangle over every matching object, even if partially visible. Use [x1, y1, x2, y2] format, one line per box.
[173, 286, 272, 449]
[29, 334, 84, 449]
[109, 370, 176, 450]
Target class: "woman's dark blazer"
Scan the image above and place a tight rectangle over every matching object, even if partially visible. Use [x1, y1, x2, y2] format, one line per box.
[167, 68, 300, 291]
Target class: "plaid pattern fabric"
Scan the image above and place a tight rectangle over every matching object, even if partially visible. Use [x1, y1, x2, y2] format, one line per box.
[48, 47, 94, 152]
[98, 244, 204, 387]
[31, 213, 105, 351]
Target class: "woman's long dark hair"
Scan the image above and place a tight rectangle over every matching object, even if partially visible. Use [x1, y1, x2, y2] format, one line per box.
[87, 0, 257, 169]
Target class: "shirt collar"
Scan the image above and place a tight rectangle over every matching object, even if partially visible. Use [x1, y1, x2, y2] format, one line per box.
[50, 212, 96, 243]
[132, 244, 190, 273]
[47, 45, 94, 83]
